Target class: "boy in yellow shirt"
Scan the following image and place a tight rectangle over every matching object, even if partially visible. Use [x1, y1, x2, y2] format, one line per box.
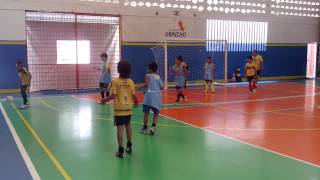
[104, 61, 138, 158]
[252, 50, 263, 81]
[16, 61, 32, 109]
[245, 56, 257, 94]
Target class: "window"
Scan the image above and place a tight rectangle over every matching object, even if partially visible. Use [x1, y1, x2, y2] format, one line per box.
[57, 40, 90, 64]
[207, 19, 268, 51]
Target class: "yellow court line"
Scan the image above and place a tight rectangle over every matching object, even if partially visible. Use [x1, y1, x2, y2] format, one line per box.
[0, 41, 26, 45]
[11, 103, 71, 180]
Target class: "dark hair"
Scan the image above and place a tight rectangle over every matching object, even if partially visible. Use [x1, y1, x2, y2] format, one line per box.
[100, 53, 108, 59]
[16, 61, 23, 65]
[117, 60, 131, 78]
[148, 62, 158, 72]
[247, 56, 253, 59]
[207, 56, 212, 60]
[176, 56, 183, 61]
[253, 50, 258, 53]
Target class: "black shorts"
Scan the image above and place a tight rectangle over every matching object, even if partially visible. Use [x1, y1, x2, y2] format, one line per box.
[99, 83, 109, 90]
[114, 115, 131, 126]
[256, 70, 261, 76]
[247, 76, 256, 82]
[175, 86, 183, 90]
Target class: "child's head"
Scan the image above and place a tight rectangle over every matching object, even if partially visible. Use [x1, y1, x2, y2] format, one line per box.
[252, 50, 258, 57]
[117, 60, 131, 79]
[100, 53, 108, 62]
[207, 56, 213, 63]
[247, 56, 253, 63]
[16, 61, 23, 70]
[148, 62, 158, 73]
[176, 56, 183, 65]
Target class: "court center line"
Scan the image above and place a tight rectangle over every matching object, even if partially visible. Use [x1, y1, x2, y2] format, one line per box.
[0, 103, 41, 180]
[70, 96, 320, 132]
[159, 113, 320, 169]
[163, 92, 320, 109]
[10, 102, 72, 180]
[38, 97, 190, 129]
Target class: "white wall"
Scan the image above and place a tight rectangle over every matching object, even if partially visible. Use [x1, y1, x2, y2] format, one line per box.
[0, 10, 26, 40]
[0, 0, 319, 43]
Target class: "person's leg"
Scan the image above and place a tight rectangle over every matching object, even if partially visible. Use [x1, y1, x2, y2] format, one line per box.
[149, 107, 159, 135]
[125, 117, 132, 154]
[248, 78, 253, 92]
[180, 89, 186, 102]
[20, 85, 28, 108]
[252, 78, 257, 92]
[99, 83, 105, 100]
[116, 125, 124, 158]
[256, 71, 260, 82]
[205, 80, 209, 92]
[209, 80, 215, 93]
[141, 105, 150, 134]
[152, 114, 159, 126]
[143, 112, 149, 127]
[175, 87, 181, 103]
[105, 83, 110, 97]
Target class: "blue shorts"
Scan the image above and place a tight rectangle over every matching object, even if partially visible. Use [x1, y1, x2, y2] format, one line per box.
[143, 105, 160, 115]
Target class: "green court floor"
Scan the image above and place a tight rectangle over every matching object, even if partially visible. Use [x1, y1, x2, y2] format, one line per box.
[1, 95, 320, 180]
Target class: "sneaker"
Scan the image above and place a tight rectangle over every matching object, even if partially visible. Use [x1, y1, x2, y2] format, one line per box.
[115, 151, 124, 158]
[98, 100, 106, 104]
[174, 100, 181, 104]
[126, 142, 132, 154]
[182, 97, 187, 104]
[115, 147, 124, 158]
[252, 90, 256, 94]
[140, 127, 149, 134]
[19, 104, 29, 109]
[150, 126, 156, 136]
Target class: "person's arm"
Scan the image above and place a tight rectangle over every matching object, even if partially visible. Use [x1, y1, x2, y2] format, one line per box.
[244, 64, 248, 77]
[104, 81, 116, 102]
[159, 77, 164, 89]
[260, 57, 264, 70]
[130, 80, 138, 108]
[132, 94, 138, 108]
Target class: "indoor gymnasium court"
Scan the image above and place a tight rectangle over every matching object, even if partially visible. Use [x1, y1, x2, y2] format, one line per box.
[0, 0, 320, 180]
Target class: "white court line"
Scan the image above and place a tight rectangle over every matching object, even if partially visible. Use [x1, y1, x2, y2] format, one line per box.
[159, 113, 320, 169]
[166, 92, 320, 108]
[0, 103, 41, 180]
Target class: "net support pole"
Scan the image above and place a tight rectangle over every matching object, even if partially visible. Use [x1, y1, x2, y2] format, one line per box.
[164, 42, 168, 89]
[224, 41, 228, 83]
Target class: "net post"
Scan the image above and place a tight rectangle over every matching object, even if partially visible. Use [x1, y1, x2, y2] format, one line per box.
[224, 40, 228, 84]
[164, 41, 168, 90]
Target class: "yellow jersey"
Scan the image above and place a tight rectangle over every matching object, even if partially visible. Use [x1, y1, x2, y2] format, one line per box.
[110, 78, 136, 116]
[245, 62, 256, 77]
[18, 68, 31, 85]
[253, 55, 263, 70]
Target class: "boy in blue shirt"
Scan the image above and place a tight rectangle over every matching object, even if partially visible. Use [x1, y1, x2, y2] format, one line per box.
[141, 62, 163, 135]
[203, 56, 216, 93]
[171, 56, 188, 104]
[98, 53, 111, 104]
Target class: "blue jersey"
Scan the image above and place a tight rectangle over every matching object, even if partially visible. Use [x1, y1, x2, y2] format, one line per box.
[99, 63, 111, 83]
[204, 62, 215, 80]
[143, 74, 163, 110]
[172, 63, 186, 88]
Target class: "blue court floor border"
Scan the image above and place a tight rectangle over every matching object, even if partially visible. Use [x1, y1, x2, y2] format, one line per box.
[0, 106, 32, 180]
